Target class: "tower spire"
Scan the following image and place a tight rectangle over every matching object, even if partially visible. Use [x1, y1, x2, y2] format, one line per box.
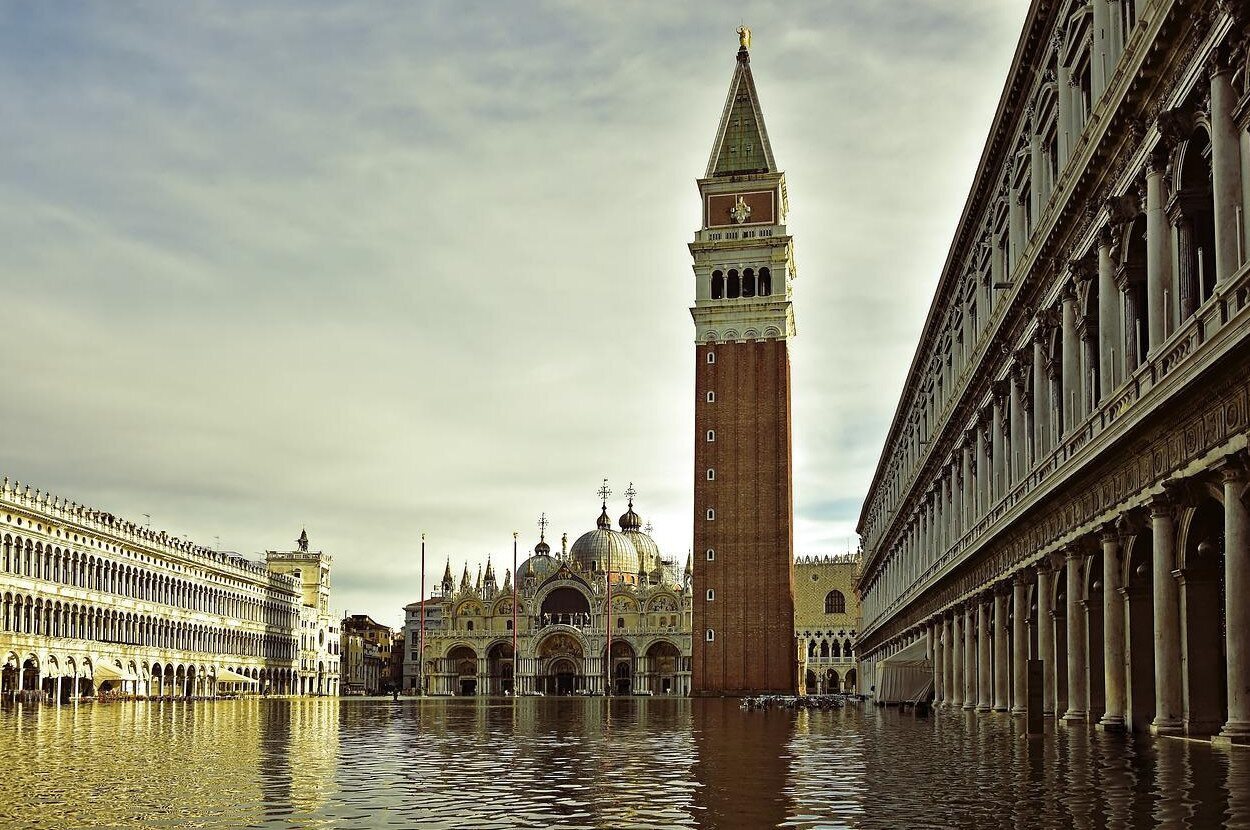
[706, 26, 776, 179]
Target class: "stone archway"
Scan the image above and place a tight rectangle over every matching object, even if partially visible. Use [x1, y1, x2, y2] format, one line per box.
[537, 632, 585, 695]
[645, 640, 681, 695]
[487, 642, 514, 695]
[1179, 496, 1227, 736]
[607, 640, 635, 696]
[447, 646, 478, 696]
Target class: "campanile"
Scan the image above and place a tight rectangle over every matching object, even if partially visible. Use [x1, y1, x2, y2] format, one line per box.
[690, 27, 797, 696]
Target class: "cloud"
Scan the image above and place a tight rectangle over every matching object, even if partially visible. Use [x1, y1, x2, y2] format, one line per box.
[0, 1, 1029, 626]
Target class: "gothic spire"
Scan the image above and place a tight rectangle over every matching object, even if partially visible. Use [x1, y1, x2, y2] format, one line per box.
[705, 26, 777, 178]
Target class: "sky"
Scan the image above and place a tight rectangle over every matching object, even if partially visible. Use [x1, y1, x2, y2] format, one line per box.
[0, 1, 1029, 627]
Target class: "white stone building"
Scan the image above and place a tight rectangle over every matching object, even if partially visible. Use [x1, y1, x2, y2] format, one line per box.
[267, 531, 341, 696]
[856, 0, 1250, 746]
[0, 478, 306, 699]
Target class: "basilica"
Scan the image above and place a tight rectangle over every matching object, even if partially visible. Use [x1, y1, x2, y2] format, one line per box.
[402, 491, 694, 696]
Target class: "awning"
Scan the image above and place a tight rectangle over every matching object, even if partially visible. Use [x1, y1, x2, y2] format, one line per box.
[876, 638, 933, 704]
[91, 663, 136, 682]
[215, 668, 258, 684]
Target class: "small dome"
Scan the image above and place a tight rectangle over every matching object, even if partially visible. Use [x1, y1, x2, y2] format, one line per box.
[619, 505, 642, 532]
[534, 537, 551, 556]
[517, 553, 559, 583]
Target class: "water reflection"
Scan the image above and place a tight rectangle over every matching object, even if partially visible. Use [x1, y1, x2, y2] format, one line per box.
[0, 699, 1246, 828]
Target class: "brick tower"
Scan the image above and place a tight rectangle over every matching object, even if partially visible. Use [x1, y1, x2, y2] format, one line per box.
[690, 27, 797, 696]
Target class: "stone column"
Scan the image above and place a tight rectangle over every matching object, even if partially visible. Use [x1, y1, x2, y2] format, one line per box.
[1057, 62, 1073, 163]
[1030, 129, 1044, 217]
[977, 597, 992, 713]
[1172, 202, 1198, 322]
[943, 615, 955, 708]
[1064, 547, 1088, 722]
[962, 440, 974, 530]
[1240, 91, 1250, 254]
[991, 390, 1006, 499]
[1145, 150, 1171, 351]
[1037, 564, 1056, 716]
[1091, 0, 1110, 100]
[1210, 57, 1243, 284]
[932, 621, 943, 704]
[1150, 496, 1183, 734]
[1061, 281, 1080, 432]
[964, 604, 977, 710]
[1099, 525, 1127, 731]
[1033, 326, 1051, 458]
[976, 418, 989, 517]
[1012, 571, 1030, 716]
[1010, 365, 1028, 480]
[993, 585, 1010, 712]
[1219, 458, 1250, 744]
[1097, 227, 1120, 396]
[951, 612, 964, 709]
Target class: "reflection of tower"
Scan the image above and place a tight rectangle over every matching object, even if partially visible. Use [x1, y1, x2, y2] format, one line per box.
[691, 27, 797, 695]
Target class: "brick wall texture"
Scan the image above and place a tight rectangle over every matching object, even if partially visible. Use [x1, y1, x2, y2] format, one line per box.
[692, 338, 797, 695]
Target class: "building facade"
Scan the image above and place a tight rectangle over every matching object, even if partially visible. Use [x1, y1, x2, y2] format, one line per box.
[855, 0, 1250, 746]
[691, 27, 798, 696]
[342, 613, 394, 693]
[268, 532, 341, 696]
[408, 496, 693, 696]
[0, 478, 304, 700]
[795, 554, 861, 695]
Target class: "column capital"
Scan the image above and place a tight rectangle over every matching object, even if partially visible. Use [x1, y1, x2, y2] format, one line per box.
[1215, 449, 1250, 483]
[1098, 522, 1121, 545]
[1012, 568, 1033, 586]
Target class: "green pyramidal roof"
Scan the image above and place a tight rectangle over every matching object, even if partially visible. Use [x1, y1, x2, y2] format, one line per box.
[705, 47, 777, 178]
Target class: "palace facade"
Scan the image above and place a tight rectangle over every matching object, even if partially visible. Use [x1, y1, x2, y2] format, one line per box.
[796, 554, 861, 695]
[856, 0, 1250, 745]
[0, 478, 339, 700]
[404, 495, 695, 696]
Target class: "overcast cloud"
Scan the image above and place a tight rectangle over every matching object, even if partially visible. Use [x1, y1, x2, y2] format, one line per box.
[1, 2, 1028, 626]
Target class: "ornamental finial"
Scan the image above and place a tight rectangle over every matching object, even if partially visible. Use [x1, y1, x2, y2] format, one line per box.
[737, 26, 751, 50]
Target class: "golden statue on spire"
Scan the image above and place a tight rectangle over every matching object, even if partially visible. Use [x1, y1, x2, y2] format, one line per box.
[737, 25, 751, 50]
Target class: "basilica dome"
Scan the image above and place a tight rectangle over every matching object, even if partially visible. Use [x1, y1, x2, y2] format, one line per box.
[517, 552, 559, 583]
[618, 494, 659, 572]
[570, 508, 639, 577]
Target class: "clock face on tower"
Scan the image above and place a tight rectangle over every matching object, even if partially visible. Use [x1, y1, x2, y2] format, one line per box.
[705, 190, 775, 228]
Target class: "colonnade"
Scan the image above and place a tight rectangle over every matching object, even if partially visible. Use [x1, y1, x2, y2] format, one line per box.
[921, 454, 1248, 745]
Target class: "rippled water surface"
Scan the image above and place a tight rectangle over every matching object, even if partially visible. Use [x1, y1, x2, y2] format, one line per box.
[2, 698, 1249, 829]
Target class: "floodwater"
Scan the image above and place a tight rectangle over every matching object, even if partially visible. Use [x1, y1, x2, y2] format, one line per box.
[1, 698, 1247, 829]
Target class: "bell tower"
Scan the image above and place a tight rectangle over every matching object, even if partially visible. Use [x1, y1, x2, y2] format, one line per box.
[690, 27, 797, 696]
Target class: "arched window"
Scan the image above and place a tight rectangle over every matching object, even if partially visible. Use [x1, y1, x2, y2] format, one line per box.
[505, 619, 513, 631]
[707, 352, 716, 364]
[706, 588, 715, 601]
[824, 590, 846, 614]
[831, 640, 842, 659]
[727, 269, 741, 299]
[819, 640, 829, 658]
[706, 508, 715, 520]
[808, 641, 816, 658]
[742, 267, 756, 297]
[616, 617, 625, 629]
[706, 391, 715, 403]
[706, 430, 715, 442]
[705, 549, 715, 561]
[758, 267, 772, 296]
[466, 620, 474, 631]
[711, 269, 724, 300]
[706, 629, 715, 642]
[706, 469, 715, 480]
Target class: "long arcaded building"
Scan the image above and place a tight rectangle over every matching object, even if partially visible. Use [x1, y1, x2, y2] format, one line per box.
[856, 0, 1250, 746]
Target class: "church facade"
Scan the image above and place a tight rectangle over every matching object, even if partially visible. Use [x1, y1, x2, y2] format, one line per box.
[407, 494, 694, 697]
[690, 28, 798, 696]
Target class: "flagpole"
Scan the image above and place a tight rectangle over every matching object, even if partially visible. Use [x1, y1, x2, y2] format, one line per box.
[606, 534, 612, 698]
[419, 533, 426, 697]
[512, 531, 518, 695]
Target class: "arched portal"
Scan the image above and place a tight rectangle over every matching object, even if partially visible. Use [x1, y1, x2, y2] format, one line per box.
[1180, 496, 1227, 735]
[607, 639, 635, 696]
[447, 646, 478, 696]
[646, 640, 681, 696]
[1125, 529, 1156, 732]
[487, 642, 514, 695]
[537, 632, 584, 695]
